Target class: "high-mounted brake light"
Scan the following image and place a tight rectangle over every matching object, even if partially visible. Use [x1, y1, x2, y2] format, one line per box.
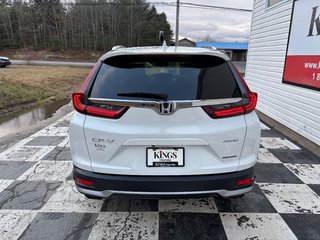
[203, 92, 258, 118]
[72, 93, 128, 119]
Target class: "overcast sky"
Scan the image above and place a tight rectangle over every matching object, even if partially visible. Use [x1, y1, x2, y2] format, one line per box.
[148, 0, 254, 42]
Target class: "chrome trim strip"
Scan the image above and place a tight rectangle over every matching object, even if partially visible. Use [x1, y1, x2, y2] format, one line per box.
[88, 97, 243, 109]
[77, 186, 252, 198]
[89, 98, 159, 108]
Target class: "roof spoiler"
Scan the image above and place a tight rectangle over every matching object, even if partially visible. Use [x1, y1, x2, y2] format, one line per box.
[112, 45, 126, 51]
[200, 46, 217, 51]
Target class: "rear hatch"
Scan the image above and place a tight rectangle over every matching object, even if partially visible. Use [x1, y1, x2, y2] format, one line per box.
[80, 54, 251, 175]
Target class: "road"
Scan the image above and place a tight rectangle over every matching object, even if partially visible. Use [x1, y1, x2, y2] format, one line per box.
[11, 60, 246, 73]
[11, 60, 95, 68]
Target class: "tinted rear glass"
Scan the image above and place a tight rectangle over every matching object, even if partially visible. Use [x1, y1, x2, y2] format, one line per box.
[90, 55, 241, 100]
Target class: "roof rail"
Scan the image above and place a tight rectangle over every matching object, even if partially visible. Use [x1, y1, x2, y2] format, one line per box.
[200, 46, 217, 51]
[112, 45, 126, 51]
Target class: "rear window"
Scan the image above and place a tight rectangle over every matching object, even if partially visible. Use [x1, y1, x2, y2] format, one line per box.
[90, 55, 241, 100]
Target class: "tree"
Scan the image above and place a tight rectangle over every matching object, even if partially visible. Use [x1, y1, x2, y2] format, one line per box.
[0, 0, 174, 51]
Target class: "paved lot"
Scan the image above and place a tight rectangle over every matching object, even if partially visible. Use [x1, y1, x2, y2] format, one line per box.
[0, 112, 320, 240]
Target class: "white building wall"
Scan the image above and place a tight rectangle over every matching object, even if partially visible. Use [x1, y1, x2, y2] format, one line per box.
[246, 0, 320, 146]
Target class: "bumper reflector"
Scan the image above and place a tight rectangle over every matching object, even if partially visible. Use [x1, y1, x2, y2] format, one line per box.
[75, 177, 94, 187]
[237, 177, 255, 186]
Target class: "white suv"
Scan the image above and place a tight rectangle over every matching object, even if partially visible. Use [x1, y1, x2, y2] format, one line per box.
[69, 45, 260, 199]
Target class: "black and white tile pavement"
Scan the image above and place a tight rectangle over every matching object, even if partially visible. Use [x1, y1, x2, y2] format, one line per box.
[0, 113, 320, 240]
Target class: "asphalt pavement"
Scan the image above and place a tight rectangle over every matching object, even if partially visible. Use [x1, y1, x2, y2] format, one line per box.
[0, 111, 319, 239]
[11, 60, 95, 68]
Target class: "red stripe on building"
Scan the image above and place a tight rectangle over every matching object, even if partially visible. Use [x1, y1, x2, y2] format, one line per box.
[283, 55, 320, 89]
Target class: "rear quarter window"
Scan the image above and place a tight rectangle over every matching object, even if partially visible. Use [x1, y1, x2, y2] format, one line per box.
[90, 55, 242, 100]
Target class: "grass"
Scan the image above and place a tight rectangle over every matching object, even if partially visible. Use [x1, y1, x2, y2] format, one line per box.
[0, 65, 90, 110]
[0, 49, 102, 62]
[0, 79, 49, 108]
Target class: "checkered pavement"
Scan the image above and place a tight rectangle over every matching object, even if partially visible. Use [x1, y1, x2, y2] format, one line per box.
[0, 112, 320, 240]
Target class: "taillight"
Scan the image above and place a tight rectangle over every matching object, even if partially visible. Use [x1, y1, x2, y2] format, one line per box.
[72, 61, 128, 119]
[86, 105, 128, 118]
[202, 61, 258, 118]
[72, 93, 128, 119]
[72, 93, 86, 113]
[203, 92, 258, 118]
[243, 92, 258, 113]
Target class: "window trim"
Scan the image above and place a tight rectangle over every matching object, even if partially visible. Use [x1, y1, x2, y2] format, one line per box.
[265, 0, 288, 11]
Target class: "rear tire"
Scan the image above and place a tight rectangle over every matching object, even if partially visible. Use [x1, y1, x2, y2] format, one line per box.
[84, 194, 103, 200]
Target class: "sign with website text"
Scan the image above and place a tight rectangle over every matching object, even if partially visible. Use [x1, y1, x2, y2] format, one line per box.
[283, 0, 320, 90]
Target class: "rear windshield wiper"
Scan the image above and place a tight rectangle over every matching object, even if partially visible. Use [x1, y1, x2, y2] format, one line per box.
[117, 92, 168, 101]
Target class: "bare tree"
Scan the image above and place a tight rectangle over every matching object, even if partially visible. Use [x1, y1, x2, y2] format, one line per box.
[0, 0, 173, 51]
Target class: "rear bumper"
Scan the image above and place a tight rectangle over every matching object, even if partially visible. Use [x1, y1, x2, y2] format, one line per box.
[73, 166, 255, 198]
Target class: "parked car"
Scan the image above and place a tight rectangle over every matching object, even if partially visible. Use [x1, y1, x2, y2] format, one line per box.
[0, 56, 11, 68]
[69, 44, 261, 199]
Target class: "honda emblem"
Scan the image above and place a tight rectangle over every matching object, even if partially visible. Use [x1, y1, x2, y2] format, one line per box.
[159, 102, 175, 115]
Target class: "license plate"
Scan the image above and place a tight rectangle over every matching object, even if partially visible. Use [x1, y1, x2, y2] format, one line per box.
[146, 147, 184, 167]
